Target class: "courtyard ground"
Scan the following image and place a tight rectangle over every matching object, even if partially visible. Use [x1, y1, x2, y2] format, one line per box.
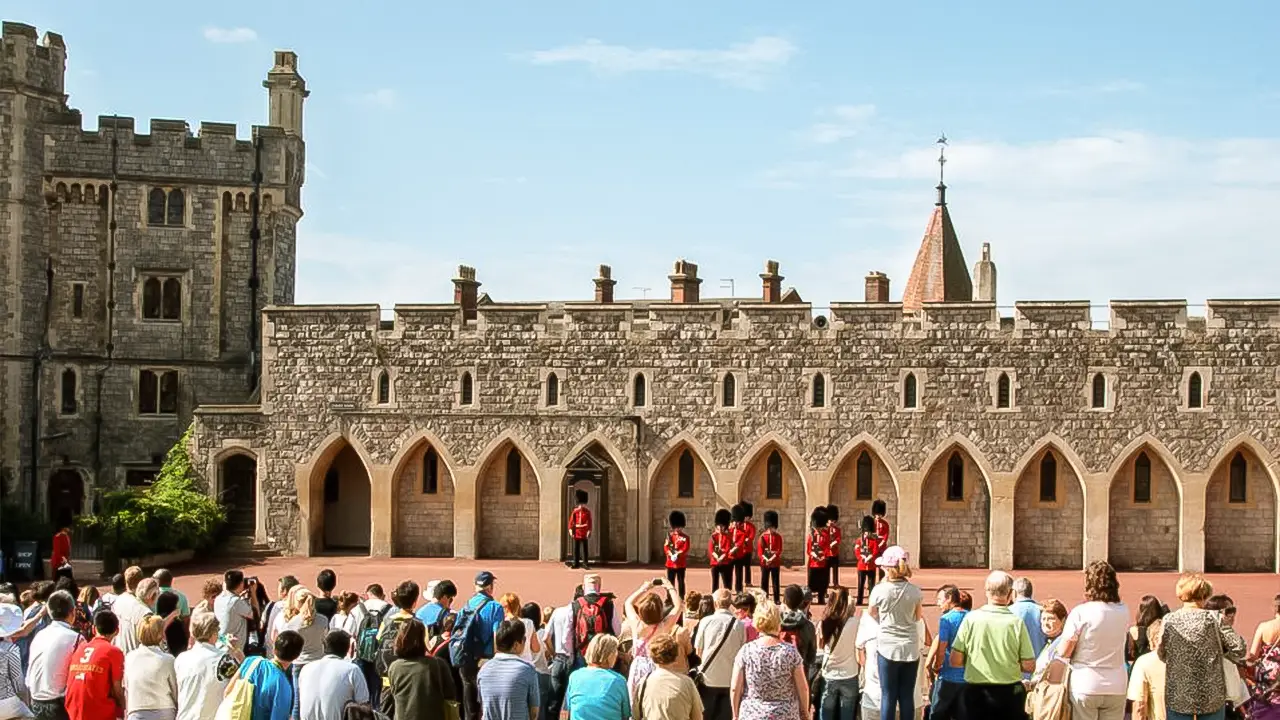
[169, 556, 1280, 632]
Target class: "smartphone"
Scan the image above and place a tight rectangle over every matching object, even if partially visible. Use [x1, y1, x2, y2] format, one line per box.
[652, 578, 664, 587]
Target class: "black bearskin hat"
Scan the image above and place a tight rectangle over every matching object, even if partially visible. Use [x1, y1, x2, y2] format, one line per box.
[669, 510, 686, 529]
[826, 505, 840, 523]
[742, 502, 754, 519]
[810, 506, 828, 528]
[860, 515, 875, 533]
[714, 508, 732, 527]
[575, 490, 588, 505]
[871, 498, 887, 516]
[731, 504, 746, 523]
[763, 510, 779, 529]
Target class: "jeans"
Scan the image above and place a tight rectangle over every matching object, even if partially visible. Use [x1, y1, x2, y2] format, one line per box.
[460, 660, 481, 720]
[1167, 709, 1227, 720]
[290, 662, 304, 720]
[357, 659, 381, 710]
[31, 699, 69, 720]
[546, 654, 573, 720]
[536, 671, 552, 719]
[930, 677, 965, 720]
[820, 676, 859, 720]
[1069, 693, 1127, 720]
[877, 655, 918, 720]
[699, 685, 732, 720]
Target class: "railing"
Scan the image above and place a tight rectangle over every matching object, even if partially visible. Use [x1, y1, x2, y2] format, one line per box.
[69, 525, 102, 561]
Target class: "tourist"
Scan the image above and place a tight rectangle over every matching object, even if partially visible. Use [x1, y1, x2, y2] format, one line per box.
[780, 585, 818, 681]
[825, 505, 842, 589]
[634, 632, 701, 720]
[681, 591, 703, 639]
[154, 570, 191, 622]
[55, 577, 92, 641]
[543, 586, 581, 719]
[0, 602, 31, 719]
[1159, 572, 1247, 720]
[568, 490, 594, 570]
[499, 593, 541, 666]
[1011, 577, 1047, 663]
[623, 578, 683, 695]
[123, 615, 179, 720]
[157, 592, 189, 656]
[1248, 593, 1280, 718]
[1025, 599, 1071, 720]
[174, 613, 239, 720]
[818, 587, 860, 720]
[353, 583, 390, 707]
[806, 507, 831, 604]
[16, 582, 52, 670]
[856, 609, 929, 720]
[692, 589, 746, 720]
[477, 619, 540, 720]
[853, 516, 879, 607]
[380, 618, 455, 719]
[664, 511, 691, 598]
[730, 599, 809, 720]
[298, 630, 368, 720]
[313, 570, 338, 621]
[708, 509, 734, 592]
[192, 579, 221, 616]
[520, 602, 551, 717]
[1127, 595, 1169, 663]
[330, 593, 362, 653]
[455, 571, 506, 720]
[235, 630, 303, 720]
[948, 570, 1036, 719]
[867, 546, 924, 720]
[78, 586, 101, 622]
[1029, 599, 1070, 685]
[563, 633, 629, 720]
[274, 586, 329, 718]
[102, 574, 126, 611]
[64, 610, 126, 720]
[25, 589, 81, 718]
[262, 576, 300, 652]
[732, 593, 759, 642]
[414, 580, 457, 633]
[214, 570, 258, 652]
[1126, 619, 1167, 720]
[1206, 594, 1250, 713]
[756, 511, 783, 605]
[928, 584, 967, 720]
[1059, 561, 1130, 720]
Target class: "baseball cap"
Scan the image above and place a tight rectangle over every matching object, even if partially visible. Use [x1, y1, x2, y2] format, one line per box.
[875, 545, 910, 568]
[474, 571, 497, 586]
[583, 573, 601, 593]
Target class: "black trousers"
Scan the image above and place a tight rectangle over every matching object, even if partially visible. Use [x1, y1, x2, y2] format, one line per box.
[732, 557, 745, 592]
[572, 538, 590, 567]
[460, 660, 481, 720]
[699, 685, 733, 720]
[827, 556, 841, 587]
[711, 564, 733, 591]
[666, 567, 686, 597]
[807, 566, 829, 604]
[742, 555, 753, 586]
[857, 569, 876, 605]
[760, 566, 781, 604]
[962, 683, 1027, 720]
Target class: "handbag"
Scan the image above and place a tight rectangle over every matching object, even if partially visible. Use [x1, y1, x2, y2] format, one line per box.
[215, 656, 265, 720]
[690, 619, 734, 689]
[1025, 658, 1072, 720]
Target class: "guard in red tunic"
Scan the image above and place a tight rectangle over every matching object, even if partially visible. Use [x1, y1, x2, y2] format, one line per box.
[664, 510, 690, 597]
[741, 502, 757, 588]
[757, 510, 783, 604]
[806, 506, 830, 604]
[51, 519, 74, 581]
[729, 504, 750, 592]
[825, 504, 842, 588]
[872, 498, 890, 580]
[709, 508, 734, 592]
[568, 490, 593, 569]
[854, 514, 880, 606]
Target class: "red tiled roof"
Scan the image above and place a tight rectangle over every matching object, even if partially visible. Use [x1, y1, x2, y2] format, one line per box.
[902, 201, 972, 311]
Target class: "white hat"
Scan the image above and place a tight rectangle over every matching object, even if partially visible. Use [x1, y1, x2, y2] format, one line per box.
[0, 604, 22, 639]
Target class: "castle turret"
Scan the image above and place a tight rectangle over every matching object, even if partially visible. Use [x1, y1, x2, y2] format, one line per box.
[902, 137, 973, 310]
[264, 50, 307, 136]
[973, 243, 997, 303]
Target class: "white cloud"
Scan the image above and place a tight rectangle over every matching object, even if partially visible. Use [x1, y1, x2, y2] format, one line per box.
[1038, 79, 1146, 96]
[523, 36, 796, 88]
[352, 88, 398, 108]
[203, 27, 257, 44]
[804, 104, 877, 144]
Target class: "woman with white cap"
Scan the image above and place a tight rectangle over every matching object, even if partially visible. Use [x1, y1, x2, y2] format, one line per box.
[0, 601, 32, 719]
[867, 546, 925, 720]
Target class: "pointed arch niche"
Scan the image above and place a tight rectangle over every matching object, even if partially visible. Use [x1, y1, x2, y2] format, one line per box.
[919, 445, 991, 568]
[393, 439, 456, 557]
[649, 443, 716, 564]
[1205, 444, 1276, 572]
[308, 438, 372, 553]
[1108, 446, 1180, 571]
[1013, 446, 1084, 569]
[739, 443, 807, 566]
[476, 440, 540, 559]
[561, 442, 628, 563]
[829, 446, 898, 564]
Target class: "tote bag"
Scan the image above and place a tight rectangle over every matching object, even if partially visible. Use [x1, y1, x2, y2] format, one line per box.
[215, 656, 265, 720]
[1026, 659, 1072, 720]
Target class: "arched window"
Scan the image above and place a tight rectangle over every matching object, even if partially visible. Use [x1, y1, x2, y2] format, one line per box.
[1229, 452, 1247, 503]
[166, 188, 185, 225]
[60, 368, 78, 415]
[1091, 373, 1107, 409]
[677, 450, 694, 498]
[946, 452, 964, 501]
[996, 372, 1012, 409]
[460, 372, 474, 405]
[139, 369, 179, 415]
[545, 372, 559, 406]
[161, 278, 182, 319]
[855, 451, 873, 500]
[722, 373, 736, 408]
[1039, 452, 1057, 502]
[1188, 372, 1203, 409]
[812, 373, 826, 408]
[423, 447, 439, 494]
[766, 450, 784, 499]
[633, 373, 647, 408]
[1134, 452, 1152, 503]
[147, 188, 166, 225]
[377, 371, 390, 404]
[903, 373, 918, 409]
[142, 277, 162, 318]
[505, 449, 522, 495]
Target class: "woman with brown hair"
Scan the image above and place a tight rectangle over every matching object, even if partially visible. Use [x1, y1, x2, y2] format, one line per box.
[381, 618, 457, 719]
[623, 579, 684, 695]
[1058, 560, 1129, 720]
[499, 592, 542, 666]
[1126, 595, 1168, 663]
[1159, 573, 1246, 720]
[818, 588, 860, 720]
[123, 615, 179, 720]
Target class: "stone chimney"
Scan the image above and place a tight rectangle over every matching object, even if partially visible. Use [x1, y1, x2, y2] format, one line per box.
[865, 271, 890, 302]
[972, 243, 997, 303]
[594, 265, 616, 303]
[453, 265, 481, 320]
[760, 260, 783, 303]
[668, 259, 702, 303]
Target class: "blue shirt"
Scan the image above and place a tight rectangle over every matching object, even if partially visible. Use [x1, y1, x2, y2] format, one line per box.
[415, 601, 448, 628]
[464, 592, 506, 659]
[564, 666, 631, 720]
[937, 609, 968, 683]
[1010, 598, 1047, 660]
[477, 654, 541, 720]
[239, 655, 293, 720]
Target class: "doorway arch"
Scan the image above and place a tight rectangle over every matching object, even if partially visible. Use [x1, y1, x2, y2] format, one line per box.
[560, 443, 627, 563]
[1107, 444, 1180, 571]
[1205, 443, 1276, 572]
[476, 439, 541, 559]
[648, 441, 717, 564]
[1011, 445, 1084, 569]
[47, 469, 84, 527]
[312, 440, 372, 552]
[828, 442, 899, 564]
[919, 442, 992, 568]
[218, 454, 257, 538]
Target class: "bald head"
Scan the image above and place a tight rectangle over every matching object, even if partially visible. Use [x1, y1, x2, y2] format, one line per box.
[985, 571, 1014, 603]
[713, 589, 733, 610]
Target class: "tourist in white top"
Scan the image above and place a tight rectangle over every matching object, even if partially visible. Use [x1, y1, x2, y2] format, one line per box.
[175, 613, 238, 720]
[1058, 561, 1131, 720]
[213, 570, 258, 651]
[819, 589, 861, 720]
[113, 568, 159, 654]
[124, 615, 179, 720]
[298, 630, 369, 720]
[866, 547, 927, 720]
[856, 613, 929, 720]
[24, 591, 82, 715]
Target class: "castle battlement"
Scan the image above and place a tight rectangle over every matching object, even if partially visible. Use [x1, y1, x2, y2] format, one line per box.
[0, 22, 66, 97]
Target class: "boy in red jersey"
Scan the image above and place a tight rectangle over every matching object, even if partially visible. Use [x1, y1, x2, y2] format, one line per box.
[729, 504, 749, 592]
[854, 515, 880, 606]
[708, 509, 734, 592]
[825, 504, 842, 588]
[64, 610, 125, 720]
[741, 502, 757, 588]
[872, 498, 890, 580]
[663, 510, 690, 597]
[806, 506, 830, 605]
[568, 490, 593, 569]
[757, 510, 783, 604]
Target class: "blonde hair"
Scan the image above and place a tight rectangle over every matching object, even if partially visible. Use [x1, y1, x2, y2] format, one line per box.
[884, 561, 912, 580]
[137, 615, 165, 647]
[499, 592, 522, 619]
[1175, 572, 1213, 604]
[1146, 618, 1164, 649]
[584, 633, 620, 667]
[753, 599, 782, 636]
[124, 566, 144, 591]
[285, 585, 317, 627]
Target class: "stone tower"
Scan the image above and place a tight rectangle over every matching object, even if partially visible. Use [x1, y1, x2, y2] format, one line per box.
[973, 242, 997, 302]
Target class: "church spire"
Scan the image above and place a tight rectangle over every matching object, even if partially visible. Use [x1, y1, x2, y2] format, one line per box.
[902, 135, 973, 311]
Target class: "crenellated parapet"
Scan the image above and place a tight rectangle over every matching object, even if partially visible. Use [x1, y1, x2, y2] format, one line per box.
[0, 22, 66, 98]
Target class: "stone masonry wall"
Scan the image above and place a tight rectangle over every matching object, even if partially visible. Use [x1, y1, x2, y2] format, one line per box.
[650, 446, 718, 564]
[829, 449, 899, 563]
[1108, 452, 1180, 571]
[395, 443, 456, 557]
[1013, 449, 1085, 569]
[1205, 449, 1275, 572]
[920, 450, 990, 568]
[477, 446, 539, 559]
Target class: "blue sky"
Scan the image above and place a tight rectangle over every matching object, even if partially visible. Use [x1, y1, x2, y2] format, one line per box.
[14, 2, 1280, 311]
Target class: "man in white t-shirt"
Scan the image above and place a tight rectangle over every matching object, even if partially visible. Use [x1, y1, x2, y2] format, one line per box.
[692, 589, 746, 720]
[1126, 619, 1166, 720]
[112, 568, 159, 654]
[213, 569, 258, 651]
[25, 590, 83, 718]
[175, 612, 239, 720]
[299, 630, 369, 720]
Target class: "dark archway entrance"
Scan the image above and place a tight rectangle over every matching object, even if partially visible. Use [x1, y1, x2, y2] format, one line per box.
[219, 454, 257, 538]
[561, 447, 624, 563]
[320, 443, 372, 552]
[47, 469, 84, 527]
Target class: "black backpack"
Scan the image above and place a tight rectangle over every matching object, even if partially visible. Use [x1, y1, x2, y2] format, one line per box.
[355, 605, 393, 664]
[375, 613, 410, 677]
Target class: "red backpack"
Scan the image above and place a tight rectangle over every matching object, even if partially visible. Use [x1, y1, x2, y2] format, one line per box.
[778, 627, 800, 649]
[573, 596, 609, 654]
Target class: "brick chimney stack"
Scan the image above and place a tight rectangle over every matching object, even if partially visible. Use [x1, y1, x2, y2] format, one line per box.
[453, 265, 481, 320]
[865, 271, 890, 302]
[594, 265, 616, 303]
[760, 260, 783, 303]
[668, 259, 702, 303]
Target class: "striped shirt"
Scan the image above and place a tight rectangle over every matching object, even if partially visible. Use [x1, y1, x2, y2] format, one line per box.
[0, 640, 24, 705]
[476, 654, 540, 720]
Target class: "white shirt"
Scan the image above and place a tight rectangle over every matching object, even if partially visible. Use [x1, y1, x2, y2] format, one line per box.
[1062, 601, 1130, 696]
[547, 605, 575, 657]
[692, 611, 746, 689]
[175, 641, 232, 720]
[298, 654, 369, 720]
[25, 621, 81, 700]
[869, 579, 923, 662]
[112, 592, 153, 655]
[857, 614, 928, 713]
[124, 644, 179, 713]
[214, 591, 254, 649]
[822, 616, 861, 681]
[515, 618, 537, 665]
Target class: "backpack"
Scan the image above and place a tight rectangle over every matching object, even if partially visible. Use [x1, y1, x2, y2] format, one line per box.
[448, 598, 497, 667]
[375, 614, 410, 677]
[778, 627, 800, 649]
[355, 604, 394, 664]
[573, 596, 610, 655]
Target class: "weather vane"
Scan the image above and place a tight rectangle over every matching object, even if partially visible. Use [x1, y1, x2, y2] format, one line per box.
[937, 133, 948, 185]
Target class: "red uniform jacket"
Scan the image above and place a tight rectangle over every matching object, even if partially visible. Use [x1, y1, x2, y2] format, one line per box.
[757, 529, 783, 568]
[854, 535, 880, 572]
[827, 524, 842, 560]
[569, 506, 593, 540]
[730, 523, 750, 561]
[709, 529, 733, 566]
[51, 530, 71, 570]
[874, 516, 890, 554]
[743, 522, 758, 559]
[806, 528, 828, 568]
[664, 531, 690, 569]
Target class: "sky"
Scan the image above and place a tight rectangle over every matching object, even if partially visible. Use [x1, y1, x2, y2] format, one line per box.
[12, 2, 1280, 312]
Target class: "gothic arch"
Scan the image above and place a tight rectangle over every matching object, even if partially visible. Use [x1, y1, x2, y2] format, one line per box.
[736, 434, 809, 566]
[1010, 437, 1086, 570]
[646, 431, 720, 564]
[560, 430, 635, 491]
[1203, 433, 1280, 492]
[560, 437, 630, 563]
[388, 429, 458, 557]
[1204, 434, 1279, 572]
[213, 447, 258, 540]
[917, 434, 996, 491]
[824, 433, 904, 484]
[474, 430, 545, 487]
[299, 432, 374, 554]
[1106, 436, 1183, 571]
[475, 434, 543, 559]
[1104, 433, 1186, 498]
[733, 431, 811, 498]
[645, 430, 719, 495]
[1009, 433, 1089, 482]
[918, 436, 993, 568]
[826, 434, 901, 562]
[388, 428, 460, 482]
[303, 431, 376, 474]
